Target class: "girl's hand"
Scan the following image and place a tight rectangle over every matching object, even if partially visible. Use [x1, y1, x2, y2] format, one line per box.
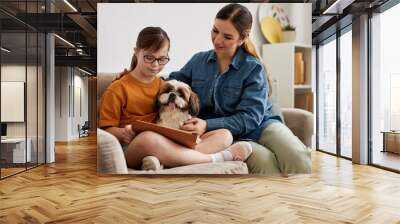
[112, 68, 129, 82]
[105, 125, 136, 145]
[181, 118, 207, 135]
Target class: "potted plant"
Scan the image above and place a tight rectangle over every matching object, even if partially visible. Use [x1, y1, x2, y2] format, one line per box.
[282, 24, 296, 42]
[269, 5, 296, 43]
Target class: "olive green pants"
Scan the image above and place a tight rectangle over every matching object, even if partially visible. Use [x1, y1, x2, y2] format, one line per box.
[245, 122, 312, 175]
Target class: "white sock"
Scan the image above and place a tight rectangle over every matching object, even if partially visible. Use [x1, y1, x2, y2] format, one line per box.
[210, 153, 223, 163]
[210, 150, 233, 163]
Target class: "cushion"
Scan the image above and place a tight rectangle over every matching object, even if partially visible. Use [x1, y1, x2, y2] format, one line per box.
[97, 128, 129, 174]
[97, 128, 249, 175]
[127, 161, 249, 174]
[281, 108, 314, 147]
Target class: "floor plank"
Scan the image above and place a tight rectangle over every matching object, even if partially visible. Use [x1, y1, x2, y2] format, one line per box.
[0, 135, 400, 223]
[372, 151, 400, 171]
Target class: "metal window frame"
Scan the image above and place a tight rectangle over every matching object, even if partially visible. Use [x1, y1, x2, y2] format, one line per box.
[316, 0, 400, 173]
[315, 20, 353, 161]
[368, 0, 400, 173]
[0, 0, 47, 180]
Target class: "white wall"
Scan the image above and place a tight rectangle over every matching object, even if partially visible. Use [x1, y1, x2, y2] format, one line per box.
[76, 74, 89, 124]
[1, 65, 38, 137]
[98, 3, 311, 75]
[1, 64, 46, 163]
[289, 4, 312, 46]
[54, 67, 89, 141]
[1, 65, 26, 81]
[73, 73, 89, 138]
[1, 65, 26, 140]
[55, 67, 69, 141]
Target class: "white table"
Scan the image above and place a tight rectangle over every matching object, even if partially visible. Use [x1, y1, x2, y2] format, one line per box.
[1, 138, 32, 163]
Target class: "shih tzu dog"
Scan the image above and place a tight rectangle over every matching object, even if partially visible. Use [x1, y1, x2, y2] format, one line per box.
[156, 80, 200, 130]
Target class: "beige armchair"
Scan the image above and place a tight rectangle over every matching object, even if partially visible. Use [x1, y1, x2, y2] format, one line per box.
[96, 73, 314, 174]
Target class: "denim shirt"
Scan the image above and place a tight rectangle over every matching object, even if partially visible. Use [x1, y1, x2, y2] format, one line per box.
[169, 48, 282, 141]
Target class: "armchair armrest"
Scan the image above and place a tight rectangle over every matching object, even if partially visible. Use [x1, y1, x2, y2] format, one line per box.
[97, 128, 128, 174]
[281, 108, 314, 148]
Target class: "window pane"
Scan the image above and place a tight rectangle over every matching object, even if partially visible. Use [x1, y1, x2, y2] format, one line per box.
[27, 31, 38, 169]
[38, 32, 46, 165]
[0, 1, 46, 179]
[371, 3, 400, 171]
[318, 37, 337, 154]
[340, 29, 352, 158]
[1, 31, 28, 177]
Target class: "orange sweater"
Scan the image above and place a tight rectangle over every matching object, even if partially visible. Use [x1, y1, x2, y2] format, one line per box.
[99, 74, 164, 128]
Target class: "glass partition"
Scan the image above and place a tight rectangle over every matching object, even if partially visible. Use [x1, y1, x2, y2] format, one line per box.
[370, 3, 400, 171]
[339, 28, 352, 158]
[317, 36, 337, 155]
[38, 32, 45, 165]
[0, 1, 46, 179]
[1, 31, 28, 178]
[27, 31, 38, 169]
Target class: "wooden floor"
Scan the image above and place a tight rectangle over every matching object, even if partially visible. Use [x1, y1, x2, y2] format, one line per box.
[1, 167, 26, 178]
[1, 135, 400, 223]
[373, 150, 400, 171]
[1, 163, 45, 178]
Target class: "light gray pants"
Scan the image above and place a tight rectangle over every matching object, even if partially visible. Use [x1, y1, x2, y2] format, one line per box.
[246, 122, 312, 175]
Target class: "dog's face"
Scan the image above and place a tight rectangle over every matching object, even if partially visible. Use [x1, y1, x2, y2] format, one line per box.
[156, 80, 200, 116]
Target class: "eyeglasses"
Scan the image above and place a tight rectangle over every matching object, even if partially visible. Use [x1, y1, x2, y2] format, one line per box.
[143, 55, 170, 65]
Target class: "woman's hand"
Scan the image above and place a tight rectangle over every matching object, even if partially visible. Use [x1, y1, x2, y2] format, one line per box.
[112, 68, 130, 82]
[181, 118, 207, 135]
[105, 125, 136, 145]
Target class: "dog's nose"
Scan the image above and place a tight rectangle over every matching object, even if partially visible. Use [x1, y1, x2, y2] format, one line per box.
[168, 93, 176, 102]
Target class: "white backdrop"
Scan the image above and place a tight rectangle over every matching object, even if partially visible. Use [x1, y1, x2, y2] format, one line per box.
[97, 3, 311, 76]
[1, 82, 24, 122]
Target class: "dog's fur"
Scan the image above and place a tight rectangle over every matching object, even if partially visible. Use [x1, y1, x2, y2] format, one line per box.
[155, 80, 200, 130]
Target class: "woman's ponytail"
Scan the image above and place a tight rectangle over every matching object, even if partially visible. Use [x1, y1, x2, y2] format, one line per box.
[242, 39, 273, 97]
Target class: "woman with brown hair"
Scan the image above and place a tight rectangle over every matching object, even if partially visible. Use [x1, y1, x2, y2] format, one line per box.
[168, 3, 311, 174]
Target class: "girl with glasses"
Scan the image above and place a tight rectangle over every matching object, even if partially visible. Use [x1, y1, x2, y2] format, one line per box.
[99, 27, 253, 171]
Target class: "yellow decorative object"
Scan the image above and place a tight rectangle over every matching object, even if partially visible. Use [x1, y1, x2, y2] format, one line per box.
[260, 16, 283, 43]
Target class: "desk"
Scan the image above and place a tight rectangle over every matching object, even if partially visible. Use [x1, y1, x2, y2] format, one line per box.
[1, 138, 31, 163]
[382, 131, 400, 154]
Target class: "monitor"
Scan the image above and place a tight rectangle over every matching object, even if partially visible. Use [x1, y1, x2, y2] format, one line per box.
[1, 123, 7, 137]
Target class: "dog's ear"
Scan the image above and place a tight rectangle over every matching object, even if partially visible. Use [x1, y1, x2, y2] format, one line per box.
[188, 91, 200, 116]
[154, 90, 162, 113]
[159, 82, 169, 94]
[180, 87, 191, 102]
[155, 82, 169, 112]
